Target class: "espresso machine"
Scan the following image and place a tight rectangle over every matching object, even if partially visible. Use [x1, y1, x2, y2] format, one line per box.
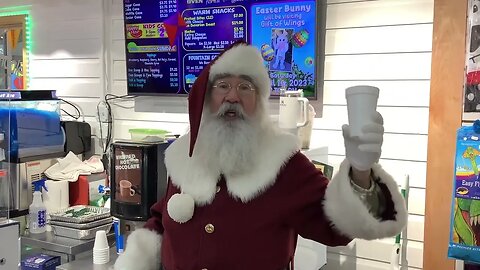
[110, 141, 170, 244]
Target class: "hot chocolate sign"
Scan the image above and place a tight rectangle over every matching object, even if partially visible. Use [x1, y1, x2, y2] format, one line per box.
[114, 148, 143, 204]
[115, 153, 141, 170]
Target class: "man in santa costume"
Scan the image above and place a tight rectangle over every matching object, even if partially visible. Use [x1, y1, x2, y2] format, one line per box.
[114, 42, 407, 270]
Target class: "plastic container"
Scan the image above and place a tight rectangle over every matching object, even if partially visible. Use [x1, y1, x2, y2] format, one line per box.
[69, 176, 89, 206]
[0, 102, 64, 159]
[298, 104, 316, 149]
[128, 128, 169, 142]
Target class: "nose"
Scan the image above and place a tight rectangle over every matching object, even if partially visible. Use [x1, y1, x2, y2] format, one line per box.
[224, 87, 240, 103]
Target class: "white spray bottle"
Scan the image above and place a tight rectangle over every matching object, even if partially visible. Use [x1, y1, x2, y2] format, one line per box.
[29, 179, 48, 234]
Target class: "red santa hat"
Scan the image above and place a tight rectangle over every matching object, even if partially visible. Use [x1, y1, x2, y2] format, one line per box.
[188, 41, 272, 157]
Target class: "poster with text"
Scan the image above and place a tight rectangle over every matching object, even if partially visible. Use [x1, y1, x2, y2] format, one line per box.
[123, 0, 318, 98]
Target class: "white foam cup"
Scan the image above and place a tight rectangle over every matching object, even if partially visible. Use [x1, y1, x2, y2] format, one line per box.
[93, 230, 109, 250]
[345, 85, 379, 137]
[93, 247, 110, 264]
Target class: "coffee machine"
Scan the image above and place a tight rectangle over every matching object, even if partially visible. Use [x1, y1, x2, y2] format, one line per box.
[110, 141, 170, 240]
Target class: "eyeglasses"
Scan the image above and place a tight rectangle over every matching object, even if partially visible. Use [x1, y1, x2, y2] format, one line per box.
[212, 81, 256, 97]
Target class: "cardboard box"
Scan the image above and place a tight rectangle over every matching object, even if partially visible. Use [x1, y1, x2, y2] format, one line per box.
[21, 254, 61, 270]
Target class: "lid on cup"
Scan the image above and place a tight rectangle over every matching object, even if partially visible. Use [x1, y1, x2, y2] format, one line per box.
[345, 85, 380, 97]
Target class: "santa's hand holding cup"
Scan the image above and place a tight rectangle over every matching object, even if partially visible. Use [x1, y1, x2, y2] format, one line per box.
[343, 85, 383, 183]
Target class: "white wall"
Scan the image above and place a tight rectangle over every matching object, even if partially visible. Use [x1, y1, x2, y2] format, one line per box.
[320, 0, 432, 269]
[108, 0, 432, 269]
[25, 0, 106, 153]
[18, 0, 432, 268]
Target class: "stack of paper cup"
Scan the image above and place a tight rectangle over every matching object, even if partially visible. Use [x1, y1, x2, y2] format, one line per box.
[93, 230, 110, 264]
[345, 85, 380, 138]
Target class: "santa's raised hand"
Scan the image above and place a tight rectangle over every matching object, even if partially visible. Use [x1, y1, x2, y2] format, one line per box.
[342, 112, 384, 172]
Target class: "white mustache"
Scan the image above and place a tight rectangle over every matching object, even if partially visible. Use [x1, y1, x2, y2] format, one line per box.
[216, 103, 246, 119]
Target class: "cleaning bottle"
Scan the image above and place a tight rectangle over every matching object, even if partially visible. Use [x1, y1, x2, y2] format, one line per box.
[29, 179, 48, 234]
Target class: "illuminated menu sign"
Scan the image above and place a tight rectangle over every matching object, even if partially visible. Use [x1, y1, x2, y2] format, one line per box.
[123, 0, 318, 98]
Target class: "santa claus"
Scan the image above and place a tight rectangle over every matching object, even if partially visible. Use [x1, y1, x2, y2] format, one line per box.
[114, 42, 407, 270]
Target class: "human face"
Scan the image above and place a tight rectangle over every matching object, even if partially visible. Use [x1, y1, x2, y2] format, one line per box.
[208, 75, 257, 120]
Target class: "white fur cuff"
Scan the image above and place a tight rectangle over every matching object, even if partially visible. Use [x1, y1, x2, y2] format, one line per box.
[114, 228, 162, 270]
[323, 159, 408, 240]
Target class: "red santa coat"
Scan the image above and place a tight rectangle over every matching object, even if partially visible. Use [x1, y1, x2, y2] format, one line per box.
[115, 131, 407, 270]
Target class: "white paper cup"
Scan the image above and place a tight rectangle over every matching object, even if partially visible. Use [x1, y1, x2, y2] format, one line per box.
[345, 85, 379, 137]
[93, 230, 109, 250]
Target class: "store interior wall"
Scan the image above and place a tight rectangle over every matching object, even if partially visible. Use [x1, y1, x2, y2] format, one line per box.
[2, 0, 433, 268]
[110, 0, 432, 267]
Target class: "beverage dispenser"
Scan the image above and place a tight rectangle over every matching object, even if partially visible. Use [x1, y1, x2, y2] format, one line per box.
[0, 90, 65, 218]
[110, 141, 169, 221]
[110, 141, 169, 247]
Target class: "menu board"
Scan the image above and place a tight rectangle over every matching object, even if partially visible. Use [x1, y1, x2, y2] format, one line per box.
[123, 0, 319, 98]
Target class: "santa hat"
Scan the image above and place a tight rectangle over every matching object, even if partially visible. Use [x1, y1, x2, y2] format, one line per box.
[188, 41, 272, 157]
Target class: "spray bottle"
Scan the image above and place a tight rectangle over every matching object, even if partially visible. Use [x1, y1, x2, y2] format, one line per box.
[29, 179, 48, 234]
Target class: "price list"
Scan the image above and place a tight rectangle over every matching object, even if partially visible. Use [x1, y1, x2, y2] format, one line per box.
[183, 53, 218, 92]
[182, 6, 246, 51]
[123, 0, 317, 96]
[126, 55, 180, 94]
[159, 0, 178, 18]
[124, 1, 144, 21]
[169, 67, 179, 88]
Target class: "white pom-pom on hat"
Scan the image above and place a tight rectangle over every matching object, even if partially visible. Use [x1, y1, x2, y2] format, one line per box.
[167, 193, 195, 223]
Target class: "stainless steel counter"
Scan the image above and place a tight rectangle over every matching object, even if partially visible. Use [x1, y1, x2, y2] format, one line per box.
[22, 231, 114, 262]
[56, 247, 118, 270]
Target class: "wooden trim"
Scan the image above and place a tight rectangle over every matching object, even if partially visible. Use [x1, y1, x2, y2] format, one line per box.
[0, 15, 23, 27]
[423, 0, 467, 269]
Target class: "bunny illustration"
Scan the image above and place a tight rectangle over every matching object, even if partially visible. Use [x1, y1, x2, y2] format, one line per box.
[272, 30, 289, 70]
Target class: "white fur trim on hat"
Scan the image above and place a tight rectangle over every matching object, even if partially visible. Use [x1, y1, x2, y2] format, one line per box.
[114, 228, 162, 270]
[209, 44, 271, 99]
[167, 193, 195, 223]
[323, 159, 408, 240]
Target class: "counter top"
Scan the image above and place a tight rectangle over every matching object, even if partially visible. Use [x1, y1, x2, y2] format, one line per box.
[22, 231, 114, 261]
[56, 247, 118, 270]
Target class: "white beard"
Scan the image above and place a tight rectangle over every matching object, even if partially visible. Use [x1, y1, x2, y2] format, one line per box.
[193, 104, 273, 177]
